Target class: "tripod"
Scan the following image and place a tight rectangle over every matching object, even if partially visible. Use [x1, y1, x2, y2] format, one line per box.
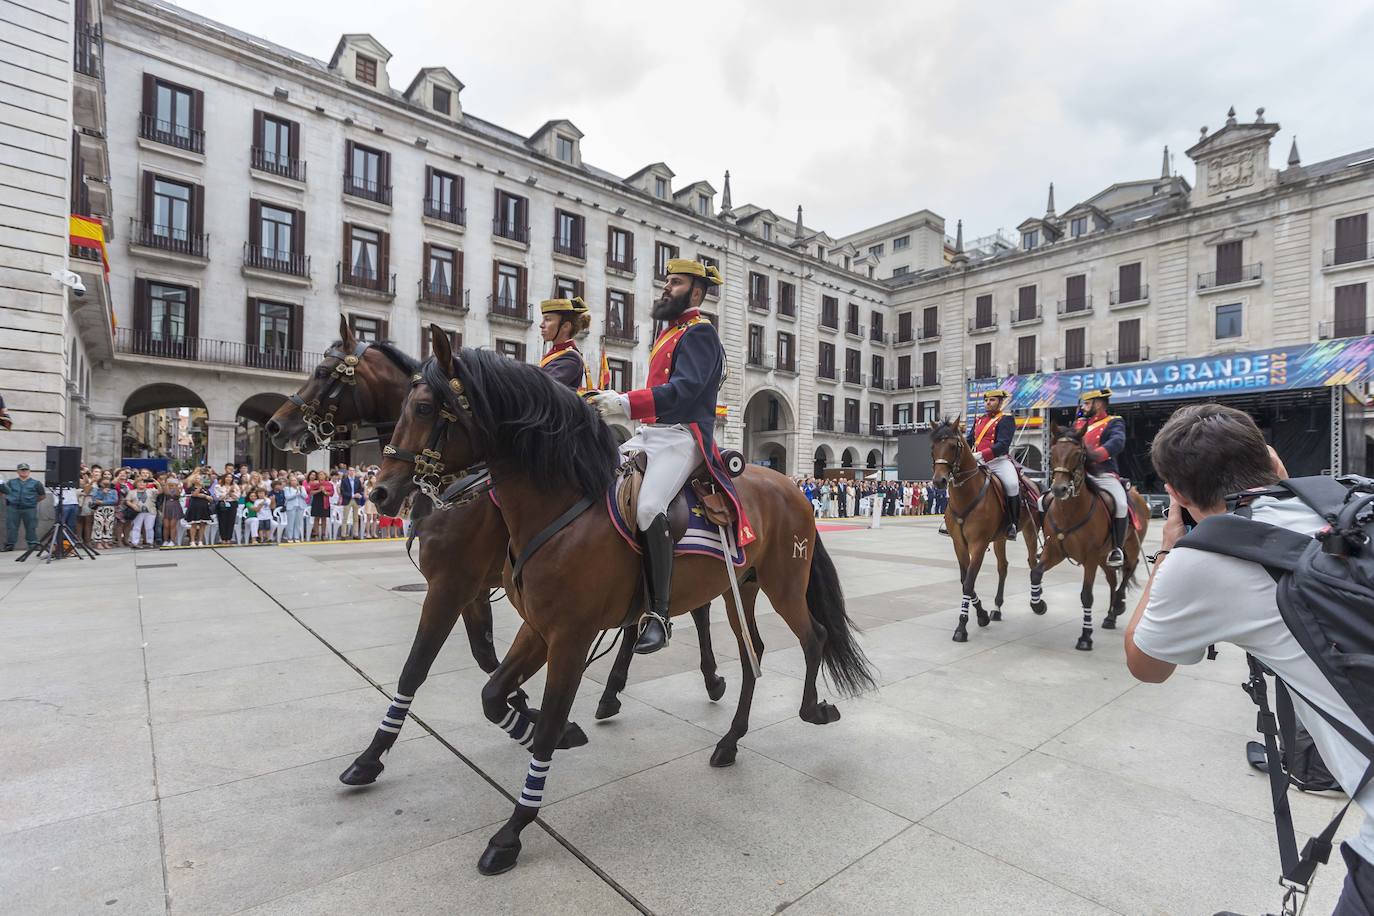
[17, 489, 97, 564]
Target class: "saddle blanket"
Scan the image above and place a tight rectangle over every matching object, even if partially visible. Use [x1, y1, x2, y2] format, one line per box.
[606, 485, 747, 568]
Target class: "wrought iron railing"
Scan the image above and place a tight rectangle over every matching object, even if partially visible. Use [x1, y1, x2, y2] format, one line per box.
[130, 218, 208, 257]
[139, 113, 203, 153]
[336, 261, 396, 294]
[116, 327, 321, 372]
[251, 147, 306, 182]
[1197, 263, 1262, 290]
[344, 173, 392, 205]
[243, 243, 309, 277]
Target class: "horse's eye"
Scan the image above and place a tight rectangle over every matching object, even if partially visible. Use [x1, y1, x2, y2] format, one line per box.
[416, 403, 434, 416]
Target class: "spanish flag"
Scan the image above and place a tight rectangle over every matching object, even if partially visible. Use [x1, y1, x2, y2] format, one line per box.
[69, 215, 108, 276]
[715, 404, 728, 419]
[598, 353, 611, 390]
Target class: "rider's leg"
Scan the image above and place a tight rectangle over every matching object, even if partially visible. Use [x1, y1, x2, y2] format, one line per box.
[990, 457, 1020, 537]
[1096, 474, 1129, 567]
[626, 425, 699, 654]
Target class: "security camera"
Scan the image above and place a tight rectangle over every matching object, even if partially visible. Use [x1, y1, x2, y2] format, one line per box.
[50, 269, 85, 297]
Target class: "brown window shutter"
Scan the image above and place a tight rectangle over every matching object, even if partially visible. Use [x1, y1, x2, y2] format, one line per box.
[456, 250, 464, 295]
[625, 230, 634, 265]
[287, 117, 300, 160]
[626, 292, 634, 327]
[455, 175, 464, 212]
[381, 151, 391, 195]
[252, 110, 264, 149]
[141, 170, 155, 223]
[606, 225, 614, 261]
[293, 207, 305, 255]
[1067, 274, 1085, 301]
[342, 222, 351, 273]
[248, 198, 261, 246]
[491, 260, 499, 300]
[186, 286, 200, 341]
[378, 230, 390, 284]
[518, 265, 527, 306]
[424, 165, 433, 203]
[344, 139, 355, 181]
[134, 277, 150, 331]
[289, 302, 303, 354]
[191, 89, 204, 133]
[191, 183, 204, 238]
[245, 296, 258, 346]
[379, 319, 389, 341]
[141, 73, 155, 116]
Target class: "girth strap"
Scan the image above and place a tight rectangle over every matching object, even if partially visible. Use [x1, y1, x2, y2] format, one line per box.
[508, 497, 593, 588]
[948, 471, 991, 528]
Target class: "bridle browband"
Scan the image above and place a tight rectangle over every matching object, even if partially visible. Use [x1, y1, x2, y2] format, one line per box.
[1050, 435, 1087, 499]
[287, 341, 397, 450]
[931, 431, 982, 489]
[382, 368, 491, 510]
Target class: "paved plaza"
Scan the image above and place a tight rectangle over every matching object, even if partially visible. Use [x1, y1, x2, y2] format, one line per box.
[0, 518, 1359, 915]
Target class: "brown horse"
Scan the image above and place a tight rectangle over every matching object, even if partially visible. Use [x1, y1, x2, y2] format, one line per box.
[265, 318, 726, 788]
[930, 419, 1039, 642]
[1030, 426, 1149, 651]
[368, 328, 874, 875]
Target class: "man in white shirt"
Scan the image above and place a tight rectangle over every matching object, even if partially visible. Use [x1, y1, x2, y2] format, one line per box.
[1125, 403, 1374, 914]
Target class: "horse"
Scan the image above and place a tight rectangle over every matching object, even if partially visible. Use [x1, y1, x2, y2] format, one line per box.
[264, 318, 726, 788]
[1031, 425, 1149, 651]
[929, 418, 1039, 643]
[367, 327, 875, 875]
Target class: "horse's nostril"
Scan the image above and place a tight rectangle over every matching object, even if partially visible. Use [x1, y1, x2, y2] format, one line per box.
[265, 420, 280, 436]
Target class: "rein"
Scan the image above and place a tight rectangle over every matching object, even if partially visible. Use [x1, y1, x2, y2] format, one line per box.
[1045, 439, 1104, 550]
[933, 433, 992, 527]
[289, 341, 398, 449]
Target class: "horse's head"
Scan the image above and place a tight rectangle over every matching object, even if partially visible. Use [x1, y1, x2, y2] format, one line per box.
[929, 417, 965, 489]
[1048, 422, 1088, 500]
[266, 316, 406, 451]
[370, 325, 482, 516]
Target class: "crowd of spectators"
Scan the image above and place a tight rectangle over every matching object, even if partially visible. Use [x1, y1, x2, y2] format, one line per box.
[794, 476, 948, 519]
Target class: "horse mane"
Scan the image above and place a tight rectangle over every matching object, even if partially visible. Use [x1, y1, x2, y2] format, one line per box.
[328, 339, 420, 376]
[427, 347, 619, 500]
[931, 415, 963, 441]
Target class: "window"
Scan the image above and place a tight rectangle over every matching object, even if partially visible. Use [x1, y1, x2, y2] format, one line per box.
[247, 201, 303, 273]
[894, 403, 912, 425]
[817, 394, 834, 430]
[554, 209, 585, 258]
[420, 329, 462, 360]
[816, 246, 826, 260]
[1016, 336, 1037, 375]
[425, 167, 464, 224]
[846, 302, 861, 336]
[246, 298, 301, 370]
[868, 243, 884, 258]
[1017, 285, 1037, 321]
[495, 339, 526, 362]
[253, 113, 299, 178]
[608, 227, 634, 271]
[975, 294, 993, 329]
[748, 324, 764, 365]
[698, 195, 710, 216]
[345, 141, 390, 203]
[818, 342, 835, 378]
[257, 301, 291, 351]
[1334, 284, 1368, 338]
[356, 54, 377, 85]
[493, 261, 524, 312]
[922, 351, 938, 387]
[347, 224, 382, 283]
[607, 357, 630, 391]
[917, 400, 940, 424]
[1215, 302, 1243, 339]
[349, 314, 384, 342]
[1215, 240, 1243, 285]
[871, 355, 884, 386]
[424, 244, 459, 302]
[555, 135, 575, 164]
[141, 75, 202, 151]
[152, 177, 191, 241]
[135, 280, 196, 359]
[766, 398, 781, 431]
[844, 347, 861, 383]
[777, 332, 795, 371]
[494, 189, 529, 242]
[655, 241, 678, 279]
[870, 311, 884, 342]
[844, 399, 860, 434]
[1334, 214, 1369, 265]
[922, 306, 939, 339]
[892, 266, 910, 277]
[258, 204, 294, 260]
[1118, 319, 1141, 362]
[893, 235, 910, 251]
[896, 354, 912, 388]
[974, 342, 992, 379]
[1064, 327, 1087, 370]
[432, 85, 451, 115]
[1117, 262, 1143, 303]
[606, 289, 633, 339]
[821, 295, 838, 328]
[699, 254, 720, 298]
[1070, 216, 1087, 238]
[1064, 274, 1087, 312]
[778, 281, 795, 317]
[897, 312, 913, 342]
[654, 176, 668, 199]
[1023, 229, 1038, 250]
[749, 272, 769, 311]
[761, 222, 773, 241]
[553, 276, 582, 301]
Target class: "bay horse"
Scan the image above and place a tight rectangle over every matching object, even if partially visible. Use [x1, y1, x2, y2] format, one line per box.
[265, 318, 726, 788]
[368, 328, 875, 875]
[1031, 425, 1149, 651]
[929, 419, 1039, 643]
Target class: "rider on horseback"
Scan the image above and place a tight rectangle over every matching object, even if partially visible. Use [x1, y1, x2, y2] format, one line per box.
[589, 259, 754, 656]
[537, 297, 592, 390]
[968, 390, 1020, 539]
[1074, 387, 1128, 568]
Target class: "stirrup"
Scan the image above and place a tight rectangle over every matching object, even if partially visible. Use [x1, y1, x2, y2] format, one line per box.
[1106, 547, 1124, 568]
[633, 611, 671, 654]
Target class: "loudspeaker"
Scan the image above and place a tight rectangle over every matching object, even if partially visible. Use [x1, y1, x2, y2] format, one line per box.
[45, 445, 82, 488]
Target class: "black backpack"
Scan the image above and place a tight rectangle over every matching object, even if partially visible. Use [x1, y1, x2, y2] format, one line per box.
[1180, 475, 1374, 900]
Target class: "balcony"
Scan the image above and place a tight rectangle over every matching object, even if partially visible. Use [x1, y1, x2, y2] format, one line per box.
[1319, 317, 1369, 340]
[818, 316, 839, 333]
[1105, 346, 1151, 365]
[893, 376, 914, 391]
[918, 325, 942, 344]
[336, 261, 396, 299]
[894, 330, 917, 348]
[918, 372, 941, 389]
[844, 322, 866, 340]
[1110, 284, 1150, 308]
[778, 299, 797, 319]
[493, 218, 530, 245]
[251, 147, 306, 183]
[487, 296, 532, 326]
[843, 371, 865, 388]
[553, 235, 586, 261]
[74, 23, 102, 78]
[1056, 295, 1093, 317]
[868, 375, 886, 391]
[817, 365, 837, 381]
[417, 279, 469, 312]
[842, 421, 862, 436]
[1054, 354, 1095, 371]
[747, 351, 766, 368]
[1009, 358, 1043, 376]
[606, 255, 636, 276]
[1009, 304, 1043, 327]
[860, 424, 889, 438]
[423, 198, 465, 228]
[814, 417, 835, 432]
[968, 367, 999, 382]
[1324, 242, 1374, 269]
[967, 316, 998, 335]
[344, 173, 392, 206]
[870, 328, 887, 344]
[1197, 262, 1262, 292]
[749, 295, 770, 314]
[243, 243, 309, 280]
[602, 325, 640, 347]
[139, 113, 204, 155]
[129, 218, 208, 262]
[771, 355, 799, 375]
[115, 327, 321, 373]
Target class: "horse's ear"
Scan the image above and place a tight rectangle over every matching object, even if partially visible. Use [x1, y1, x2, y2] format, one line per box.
[1049, 421, 1061, 437]
[339, 315, 356, 350]
[429, 324, 454, 377]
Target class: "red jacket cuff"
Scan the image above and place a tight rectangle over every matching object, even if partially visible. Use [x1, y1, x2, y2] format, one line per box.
[977, 447, 994, 461]
[626, 388, 656, 422]
[1091, 446, 1109, 462]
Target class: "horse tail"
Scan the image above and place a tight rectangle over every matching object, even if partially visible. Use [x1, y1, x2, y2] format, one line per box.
[806, 536, 877, 696]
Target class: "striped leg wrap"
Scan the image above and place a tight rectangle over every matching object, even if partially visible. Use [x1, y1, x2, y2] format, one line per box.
[519, 757, 551, 809]
[499, 706, 536, 747]
[1081, 607, 1093, 633]
[959, 594, 972, 625]
[1030, 583, 1043, 602]
[377, 693, 414, 734]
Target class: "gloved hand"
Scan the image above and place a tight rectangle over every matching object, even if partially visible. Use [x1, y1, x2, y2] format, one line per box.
[1090, 446, 1110, 462]
[589, 391, 629, 419]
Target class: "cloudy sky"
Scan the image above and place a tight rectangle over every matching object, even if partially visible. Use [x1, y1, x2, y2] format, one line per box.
[176, 0, 1374, 240]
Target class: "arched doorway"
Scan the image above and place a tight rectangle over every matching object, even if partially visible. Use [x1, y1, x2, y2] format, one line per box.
[742, 388, 795, 470]
[236, 393, 304, 471]
[755, 443, 787, 473]
[841, 447, 857, 469]
[813, 444, 832, 478]
[866, 449, 881, 470]
[122, 384, 208, 469]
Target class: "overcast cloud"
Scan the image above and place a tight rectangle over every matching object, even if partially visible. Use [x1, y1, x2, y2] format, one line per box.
[174, 0, 1374, 240]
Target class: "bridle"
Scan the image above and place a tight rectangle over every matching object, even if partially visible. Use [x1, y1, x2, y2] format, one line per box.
[1050, 436, 1087, 499]
[288, 341, 396, 449]
[932, 432, 982, 489]
[381, 367, 491, 510]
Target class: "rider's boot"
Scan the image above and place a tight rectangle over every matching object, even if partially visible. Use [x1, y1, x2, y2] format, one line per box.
[1005, 494, 1021, 539]
[1107, 515, 1127, 568]
[633, 513, 673, 654]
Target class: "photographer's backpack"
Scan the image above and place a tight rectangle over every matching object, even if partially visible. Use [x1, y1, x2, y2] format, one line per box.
[1181, 475, 1374, 912]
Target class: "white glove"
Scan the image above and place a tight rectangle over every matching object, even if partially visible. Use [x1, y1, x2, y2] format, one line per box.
[590, 391, 629, 419]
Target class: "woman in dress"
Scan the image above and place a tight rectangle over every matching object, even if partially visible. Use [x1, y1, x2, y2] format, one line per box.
[307, 470, 332, 541]
[160, 478, 184, 547]
[214, 479, 238, 544]
[184, 478, 213, 546]
[363, 473, 380, 538]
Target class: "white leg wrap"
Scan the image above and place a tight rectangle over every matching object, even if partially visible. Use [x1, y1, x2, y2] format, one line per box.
[378, 693, 414, 735]
[519, 757, 551, 809]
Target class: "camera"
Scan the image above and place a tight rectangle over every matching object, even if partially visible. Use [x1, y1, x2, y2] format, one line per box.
[50, 269, 86, 297]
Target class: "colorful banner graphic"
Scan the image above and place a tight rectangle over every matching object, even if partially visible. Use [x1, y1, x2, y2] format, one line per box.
[967, 336, 1374, 415]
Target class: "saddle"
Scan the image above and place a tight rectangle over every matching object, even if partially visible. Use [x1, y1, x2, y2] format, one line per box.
[1084, 474, 1143, 531]
[614, 451, 737, 543]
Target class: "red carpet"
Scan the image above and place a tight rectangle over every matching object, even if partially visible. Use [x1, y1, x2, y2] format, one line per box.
[816, 522, 865, 532]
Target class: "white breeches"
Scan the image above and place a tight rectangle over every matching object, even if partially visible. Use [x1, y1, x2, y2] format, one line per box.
[621, 423, 699, 531]
[1091, 473, 1129, 518]
[983, 455, 1019, 497]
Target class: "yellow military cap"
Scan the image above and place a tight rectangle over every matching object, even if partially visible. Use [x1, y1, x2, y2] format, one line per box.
[540, 296, 589, 315]
[983, 389, 1010, 399]
[665, 258, 724, 286]
[1080, 388, 1112, 400]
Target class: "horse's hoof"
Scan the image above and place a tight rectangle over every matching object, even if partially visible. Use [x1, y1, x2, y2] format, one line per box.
[593, 698, 621, 720]
[557, 721, 588, 749]
[990, 608, 1003, 622]
[800, 700, 842, 725]
[705, 675, 727, 702]
[477, 840, 522, 876]
[952, 625, 968, 643]
[975, 607, 990, 628]
[1030, 600, 1048, 616]
[1100, 615, 1117, 630]
[1075, 635, 1094, 652]
[338, 758, 384, 786]
[709, 744, 738, 767]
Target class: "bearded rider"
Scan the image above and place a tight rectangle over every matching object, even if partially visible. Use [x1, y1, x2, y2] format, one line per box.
[589, 259, 754, 654]
[967, 390, 1020, 539]
[1074, 387, 1128, 567]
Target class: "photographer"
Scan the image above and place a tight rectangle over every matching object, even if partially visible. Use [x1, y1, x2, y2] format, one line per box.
[1124, 403, 1374, 914]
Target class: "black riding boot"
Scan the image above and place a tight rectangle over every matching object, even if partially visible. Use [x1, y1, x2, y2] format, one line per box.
[1107, 516, 1127, 568]
[1005, 495, 1021, 539]
[633, 513, 673, 655]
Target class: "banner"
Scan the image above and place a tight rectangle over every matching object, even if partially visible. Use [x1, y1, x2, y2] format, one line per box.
[69, 214, 108, 275]
[967, 336, 1374, 415]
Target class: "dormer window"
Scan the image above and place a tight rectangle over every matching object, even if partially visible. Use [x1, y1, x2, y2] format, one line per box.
[1070, 217, 1086, 238]
[555, 135, 575, 164]
[697, 195, 709, 216]
[432, 86, 451, 115]
[816, 246, 826, 260]
[1023, 230, 1038, 250]
[762, 221, 773, 241]
[654, 176, 668, 199]
[356, 55, 377, 86]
